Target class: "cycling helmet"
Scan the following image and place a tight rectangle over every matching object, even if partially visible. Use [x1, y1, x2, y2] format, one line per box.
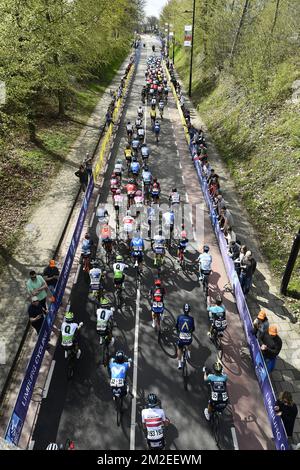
[213, 361, 223, 374]
[46, 443, 59, 450]
[147, 393, 158, 408]
[172, 188, 177, 192]
[84, 232, 90, 239]
[181, 231, 187, 238]
[115, 350, 125, 363]
[183, 303, 191, 314]
[136, 190, 142, 196]
[132, 156, 137, 162]
[129, 179, 135, 184]
[126, 144, 131, 149]
[100, 297, 110, 306]
[65, 311, 74, 322]
[116, 189, 121, 194]
[203, 245, 210, 252]
[91, 260, 100, 268]
[127, 121, 131, 124]
[116, 254, 123, 262]
[215, 294, 222, 305]
[154, 279, 161, 286]
[144, 166, 149, 171]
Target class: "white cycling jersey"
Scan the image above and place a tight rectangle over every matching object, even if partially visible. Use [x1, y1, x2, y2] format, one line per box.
[142, 407, 166, 441]
[113, 262, 128, 273]
[198, 253, 212, 271]
[141, 146, 150, 157]
[123, 216, 135, 233]
[126, 124, 133, 132]
[96, 308, 113, 332]
[61, 322, 79, 347]
[138, 128, 145, 136]
[89, 268, 102, 288]
[170, 192, 180, 204]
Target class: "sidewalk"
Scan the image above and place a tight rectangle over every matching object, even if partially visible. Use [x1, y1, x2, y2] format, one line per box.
[0, 53, 131, 400]
[175, 73, 300, 444]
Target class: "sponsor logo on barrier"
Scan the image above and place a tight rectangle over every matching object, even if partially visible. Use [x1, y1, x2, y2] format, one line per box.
[6, 412, 22, 445]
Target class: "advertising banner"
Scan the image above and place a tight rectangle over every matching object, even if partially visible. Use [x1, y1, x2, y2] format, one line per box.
[184, 25, 192, 46]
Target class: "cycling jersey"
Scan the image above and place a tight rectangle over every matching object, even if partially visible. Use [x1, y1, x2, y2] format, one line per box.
[206, 373, 228, 409]
[170, 192, 180, 204]
[208, 306, 227, 331]
[126, 183, 136, 194]
[138, 128, 145, 137]
[123, 216, 135, 233]
[89, 268, 102, 289]
[152, 238, 165, 254]
[150, 110, 156, 118]
[109, 359, 130, 388]
[131, 237, 144, 253]
[132, 138, 139, 149]
[114, 163, 123, 174]
[96, 307, 113, 333]
[159, 101, 164, 110]
[151, 184, 160, 196]
[163, 211, 174, 226]
[176, 314, 195, 343]
[154, 123, 160, 133]
[113, 262, 128, 279]
[81, 239, 92, 255]
[124, 149, 133, 159]
[61, 322, 79, 347]
[199, 253, 212, 271]
[179, 238, 188, 249]
[142, 408, 166, 442]
[96, 208, 108, 220]
[142, 170, 152, 183]
[141, 146, 150, 157]
[130, 161, 140, 174]
[126, 124, 133, 132]
[101, 226, 111, 240]
[113, 194, 123, 207]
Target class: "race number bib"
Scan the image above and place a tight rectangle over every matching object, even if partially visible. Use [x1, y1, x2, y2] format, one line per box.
[147, 428, 163, 439]
[179, 332, 191, 341]
[110, 378, 124, 387]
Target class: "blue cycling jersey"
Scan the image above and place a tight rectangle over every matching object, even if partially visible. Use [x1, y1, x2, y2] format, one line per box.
[208, 305, 226, 319]
[176, 314, 195, 333]
[82, 239, 92, 253]
[179, 239, 188, 248]
[109, 359, 130, 379]
[206, 373, 228, 384]
[154, 125, 160, 133]
[131, 162, 140, 173]
[131, 237, 144, 251]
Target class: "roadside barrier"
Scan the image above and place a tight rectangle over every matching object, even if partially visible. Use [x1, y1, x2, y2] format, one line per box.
[166, 62, 289, 450]
[5, 54, 137, 447]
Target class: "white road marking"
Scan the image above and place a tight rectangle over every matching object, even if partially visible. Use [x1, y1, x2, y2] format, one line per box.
[179, 162, 182, 169]
[130, 284, 141, 450]
[89, 212, 95, 228]
[231, 427, 239, 450]
[185, 192, 189, 203]
[28, 440, 35, 450]
[74, 265, 80, 285]
[104, 163, 108, 173]
[42, 360, 56, 399]
[95, 194, 100, 208]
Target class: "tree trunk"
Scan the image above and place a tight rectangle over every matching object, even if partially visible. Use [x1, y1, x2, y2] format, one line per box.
[229, 0, 250, 66]
[58, 90, 65, 117]
[271, 0, 280, 35]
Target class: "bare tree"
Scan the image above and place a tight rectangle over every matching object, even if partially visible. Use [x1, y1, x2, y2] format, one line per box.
[229, 0, 250, 66]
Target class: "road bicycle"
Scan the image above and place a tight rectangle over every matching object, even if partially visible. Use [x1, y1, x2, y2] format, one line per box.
[177, 246, 186, 270]
[132, 253, 143, 287]
[154, 252, 165, 275]
[181, 344, 189, 391]
[200, 270, 211, 297]
[111, 380, 125, 427]
[102, 240, 113, 265]
[81, 251, 91, 272]
[115, 282, 123, 309]
[209, 326, 224, 360]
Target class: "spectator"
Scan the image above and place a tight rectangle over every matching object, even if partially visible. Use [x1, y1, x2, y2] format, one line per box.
[75, 164, 88, 193]
[83, 152, 93, 176]
[43, 260, 60, 297]
[26, 270, 48, 309]
[28, 297, 47, 335]
[225, 227, 237, 245]
[253, 310, 269, 341]
[259, 324, 282, 372]
[214, 194, 226, 219]
[105, 110, 114, 128]
[220, 206, 234, 232]
[274, 391, 298, 445]
[228, 240, 240, 261]
[239, 250, 257, 295]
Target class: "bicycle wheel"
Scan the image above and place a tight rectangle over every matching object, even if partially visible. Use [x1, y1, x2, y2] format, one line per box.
[116, 396, 123, 427]
[67, 354, 74, 380]
[182, 351, 188, 391]
[216, 336, 223, 361]
[211, 412, 221, 448]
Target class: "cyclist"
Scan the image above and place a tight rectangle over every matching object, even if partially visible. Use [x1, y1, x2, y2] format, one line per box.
[113, 255, 128, 288]
[151, 178, 161, 204]
[203, 361, 228, 421]
[197, 245, 212, 281]
[126, 121, 133, 141]
[131, 134, 140, 158]
[81, 233, 93, 272]
[141, 143, 150, 166]
[137, 126, 145, 143]
[151, 96, 157, 108]
[61, 311, 83, 359]
[89, 260, 104, 295]
[130, 230, 144, 269]
[123, 210, 135, 240]
[96, 298, 115, 346]
[169, 188, 180, 207]
[141, 86, 146, 103]
[158, 99, 164, 119]
[207, 295, 227, 337]
[113, 189, 123, 218]
[110, 172, 120, 196]
[177, 228, 189, 260]
[150, 278, 166, 302]
[135, 116, 142, 131]
[130, 156, 140, 180]
[137, 105, 144, 118]
[134, 189, 144, 214]
[96, 206, 109, 225]
[152, 233, 166, 266]
[150, 107, 156, 129]
[154, 120, 160, 142]
[109, 351, 132, 398]
[125, 179, 137, 208]
[101, 224, 113, 254]
[162, 208, 175, 242]
[164, 85, 169, 102]
[142, 393, 169, 450]
[176, 304, 195, 369]
[113, 159, 123, 180]
[124, 144, 133, 168]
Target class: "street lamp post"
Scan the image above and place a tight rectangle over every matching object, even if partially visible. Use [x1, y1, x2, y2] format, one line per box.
[188, 0, 196, 97]
[173, 33, 175, 64]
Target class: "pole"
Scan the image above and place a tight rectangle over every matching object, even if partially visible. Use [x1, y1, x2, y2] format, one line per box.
[280, 228, 300, 295]
[188, 0, 196, 97]
[167, 23, 170, 58]
[173, 34, 175, 64]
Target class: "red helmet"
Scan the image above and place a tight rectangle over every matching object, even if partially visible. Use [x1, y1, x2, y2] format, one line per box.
[154, 279, 161, 286]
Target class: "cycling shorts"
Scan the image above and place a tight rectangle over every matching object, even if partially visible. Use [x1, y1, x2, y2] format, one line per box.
[114, 277, 124, 286]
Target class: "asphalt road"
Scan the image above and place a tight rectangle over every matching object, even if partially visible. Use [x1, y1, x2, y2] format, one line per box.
[32, 35, 234, 451]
